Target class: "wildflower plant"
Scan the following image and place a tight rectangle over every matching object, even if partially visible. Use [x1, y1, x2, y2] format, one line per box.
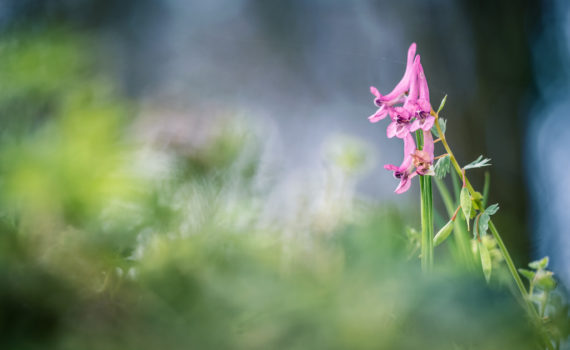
[367, 43, 568, 349]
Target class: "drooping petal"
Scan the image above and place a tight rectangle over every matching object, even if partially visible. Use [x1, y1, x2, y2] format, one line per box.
[369, 106, 390, 123]
[395, 123, 411, 138]
[401, 58, 420, 119]
[401, 133, 416, 169]
[388, 107, 402, 121]
[378, 43, 417, 103]
[370, 86, 381, 98]
[417, 62, 431, 112]
[384, 164, 400, 172]
[386, 121, 398, 138]
[417, 99, 431, 113]
[394, 172, 417, 194]
[420, 115, 435, 131]
[394, 176, 412, 194]
[409, 119, 421, 132]
[405, 56, 421, 102]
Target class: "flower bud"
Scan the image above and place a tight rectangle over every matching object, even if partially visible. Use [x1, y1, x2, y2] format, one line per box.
[433, 220, 454, 247]
[460, 187, 472, 231]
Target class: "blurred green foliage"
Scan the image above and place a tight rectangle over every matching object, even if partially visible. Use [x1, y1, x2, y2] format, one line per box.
[0, 27, 553, 350]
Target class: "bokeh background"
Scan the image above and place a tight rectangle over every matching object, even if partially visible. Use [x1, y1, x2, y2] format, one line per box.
[1, 0, 569, 349]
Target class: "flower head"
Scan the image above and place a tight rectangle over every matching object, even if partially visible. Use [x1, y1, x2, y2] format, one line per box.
[369, 43, 437, 194]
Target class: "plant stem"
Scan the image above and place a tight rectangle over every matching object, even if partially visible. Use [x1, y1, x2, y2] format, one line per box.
[482, 171, 490, 208]
[420, 175, 434, 271]
[416, 131, 434, 272]
[489, 221, 532, 307]
[541, 292, 549, 319]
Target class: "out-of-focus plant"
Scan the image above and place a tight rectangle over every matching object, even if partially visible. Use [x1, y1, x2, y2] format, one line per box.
[0, 27, 563, 350]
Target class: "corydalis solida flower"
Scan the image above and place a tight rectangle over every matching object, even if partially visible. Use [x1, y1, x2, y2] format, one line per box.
[369, 43, 435, 193]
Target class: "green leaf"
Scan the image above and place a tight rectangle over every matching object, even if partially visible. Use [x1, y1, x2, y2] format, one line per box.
[479, 240, 492, 283]
[463, 155, 492, 170]
[433, 220, 454, 247]
[518, 268, 536, 282]
[460, 187, 471, 231]
[529, 256, 549, 270]
[534, 270, 556, 291]
[439, 119, 447, 136]
[434, 155, 451, 179]
[431, 118, 447, 138]
[437, 94, 448, 114]
[477, 203, 499, 237]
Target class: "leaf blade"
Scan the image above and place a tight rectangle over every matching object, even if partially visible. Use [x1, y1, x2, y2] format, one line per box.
[464, 155, 492, 170]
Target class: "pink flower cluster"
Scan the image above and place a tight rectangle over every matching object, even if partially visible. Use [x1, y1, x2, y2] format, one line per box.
[368, 43, 435, 194]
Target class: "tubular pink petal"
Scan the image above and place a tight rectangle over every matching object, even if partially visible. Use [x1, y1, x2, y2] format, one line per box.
[405, 57, 421, 102]
[417, 100, 431, 113]
[395, 124, 411, 138]
[394, 177, 412, 194]
[401, 133, 416, 169]
[370, 86, 381, 98]
[389, 106, 405, 121]
[394, 172, 417, 194]
[418, 62, 430, 105]
[422, 130, 434, 163]
[369, 106, 389, 123]
[384, 164, 400, 171]
[410, 119, 421, 132]
[386, 121, 398, 138]
[379, 43, 417, 102]
[421, 116, 435, 131]
[403, 133, 416, 156]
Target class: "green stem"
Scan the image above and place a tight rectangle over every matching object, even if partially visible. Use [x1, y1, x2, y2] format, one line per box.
[489, 222, 538, 315]
[416, 130, 434, 272]
[420, 175, 434, 271]
[541, 292, 549, 319]
[482, 171, 490, 208]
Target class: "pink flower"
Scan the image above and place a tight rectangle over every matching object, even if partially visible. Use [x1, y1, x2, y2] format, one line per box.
[412, 130, 435, 176]
[386, 107, 412, 138]
[368, 43, 437, 194]
[384, 133, 418, 193]
[368, 88, 391, 123]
